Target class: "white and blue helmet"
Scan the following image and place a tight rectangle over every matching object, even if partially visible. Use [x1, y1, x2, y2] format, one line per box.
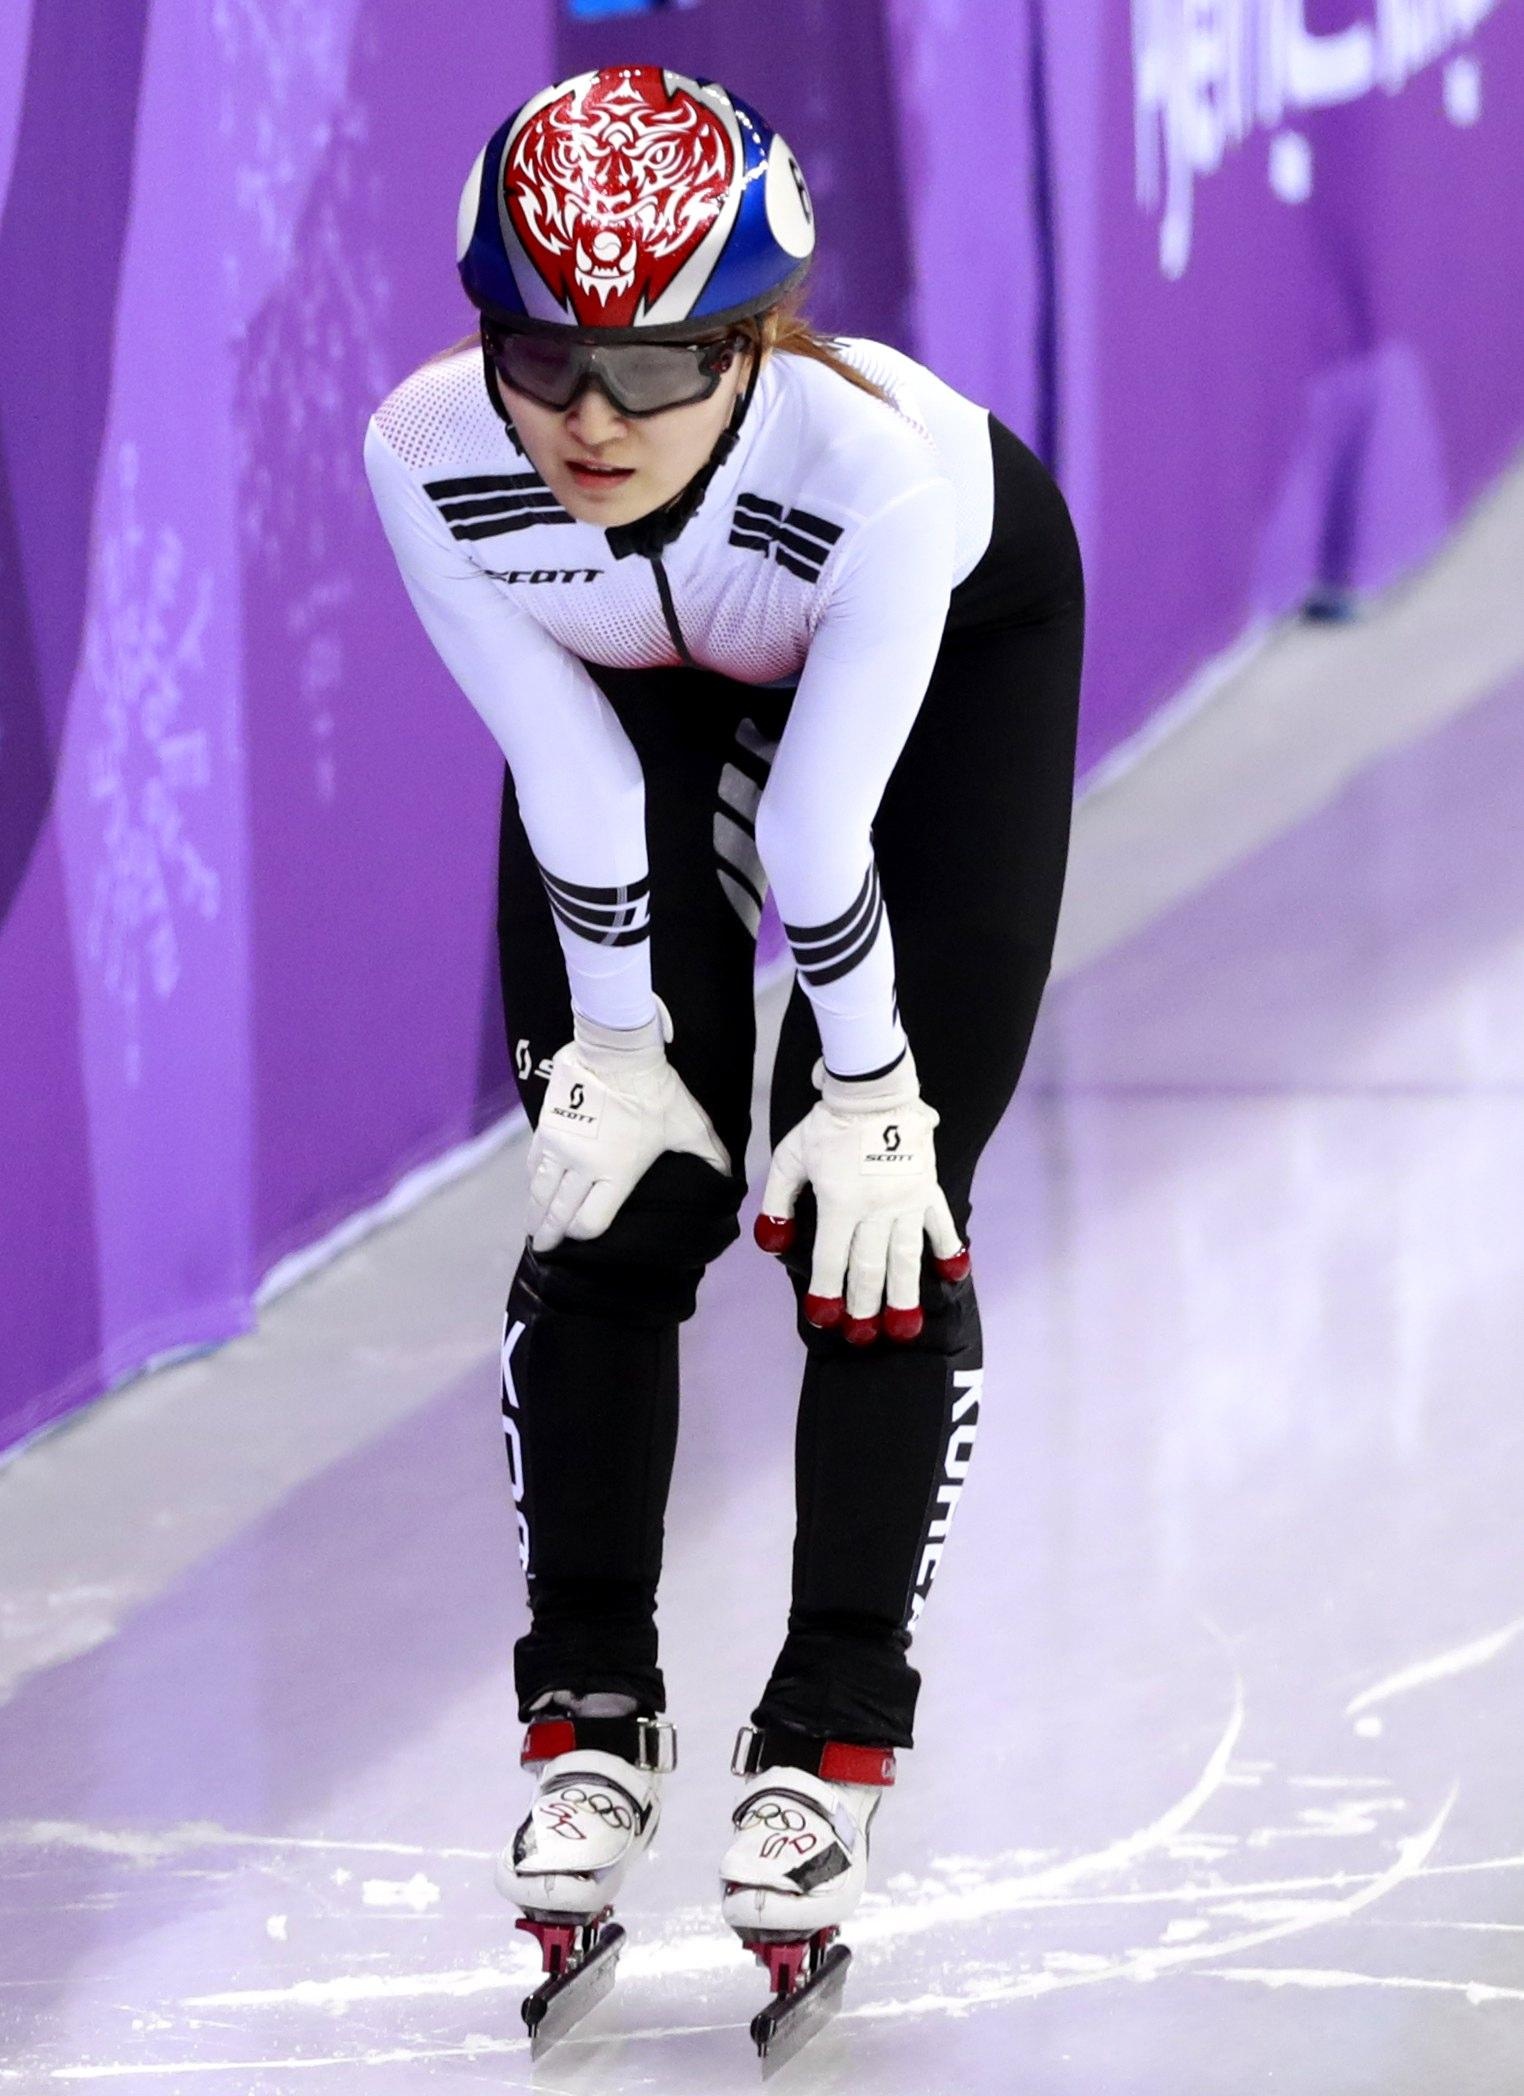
[457, 65, 816, 341]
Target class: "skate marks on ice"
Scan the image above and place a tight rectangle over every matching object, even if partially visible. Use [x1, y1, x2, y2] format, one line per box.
[1342, 1611, 1524, 1721]
[0, 1820, 491, 1866]
[3, 1625, 1520, 2081]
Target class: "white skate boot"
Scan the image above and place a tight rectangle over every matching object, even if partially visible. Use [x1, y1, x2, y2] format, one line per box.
[720, 1726, 897, 2068]
[496, 1696, 675, 2057]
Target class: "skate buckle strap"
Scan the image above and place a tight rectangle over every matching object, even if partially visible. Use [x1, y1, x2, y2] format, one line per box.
[731, 1725, 897, 1787]
[521, 1714, 677, 1774]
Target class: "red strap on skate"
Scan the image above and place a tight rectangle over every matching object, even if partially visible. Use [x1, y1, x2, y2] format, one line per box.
[818, 1742, 897, 1786]
[732, 1725, 899, 1785]
[521, 1718, 577, 1766]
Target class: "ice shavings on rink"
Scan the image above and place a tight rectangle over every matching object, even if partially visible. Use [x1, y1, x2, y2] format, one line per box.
[1200, 1967, 1524, 2004]
[360, 1873, 441, 1912]
[0, 1820, 493, 1863]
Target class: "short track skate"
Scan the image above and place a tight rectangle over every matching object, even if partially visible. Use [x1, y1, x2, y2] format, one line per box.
[496, 1713, 675, 2059]
[722, 1727, 897, 2073]
[740, 1925, 854, 2073]
[516, 1905, 626, 2059]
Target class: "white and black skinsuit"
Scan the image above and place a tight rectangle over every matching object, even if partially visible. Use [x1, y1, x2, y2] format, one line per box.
[365, 334, 1083, 1756]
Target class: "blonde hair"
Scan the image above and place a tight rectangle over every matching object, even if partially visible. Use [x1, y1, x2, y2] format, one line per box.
[426, 297, 891, 403]
[742, 298, 890, 401]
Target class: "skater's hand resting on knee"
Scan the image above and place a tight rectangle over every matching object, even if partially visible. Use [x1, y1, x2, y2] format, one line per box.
[526, 1001, 731, 1252]
[754, 1049, 969, 1345]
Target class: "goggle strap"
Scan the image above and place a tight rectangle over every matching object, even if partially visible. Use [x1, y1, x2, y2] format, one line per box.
[479, 327, 528, 451]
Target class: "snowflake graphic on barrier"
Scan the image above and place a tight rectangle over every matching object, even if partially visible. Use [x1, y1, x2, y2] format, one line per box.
[215, 0, 391, 803]
[210, 0, 348, 287]
[85, 442, 220, 1086]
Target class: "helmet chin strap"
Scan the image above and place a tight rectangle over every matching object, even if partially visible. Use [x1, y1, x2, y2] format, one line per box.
[605, 345, 762, 562]
[481, 333, 527, 455]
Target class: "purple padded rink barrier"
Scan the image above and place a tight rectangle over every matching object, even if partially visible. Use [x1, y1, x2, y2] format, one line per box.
[0, 1, 556, 1454]
[3, 0, 1524, 1453]
[888, 0, 1524, 772]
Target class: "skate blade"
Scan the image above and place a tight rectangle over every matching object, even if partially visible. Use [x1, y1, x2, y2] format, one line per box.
[751, 1941, 852, 2077]
[522, 1921, 625, 2060]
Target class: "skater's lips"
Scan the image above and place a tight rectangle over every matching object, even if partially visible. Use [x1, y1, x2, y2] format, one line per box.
[565, 458, 638, 500]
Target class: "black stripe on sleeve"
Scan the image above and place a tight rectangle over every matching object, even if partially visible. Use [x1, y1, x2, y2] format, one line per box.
[546, 913, 649, 948]
[781, 505, 844, 547]
[775, 547, 826, 582]
[729, 493, 843, 581]
[797, 890, 885, 986]
[824, 1046, 909, 1084]
[783, 862, 887, 989]
[425, 466, 573, 540]
[437, 491, 572, 523]
[734, 492, 786, 523]
[783, 865, 875, 949]
[544, 893, 644, 938]
[423, 471, 548, 499]
[771, 522, 844, 565]
[537, 863, 652, 948]
[789, 867, 880, 970]
[450, 508, 574, 542]
[540, 869, 652, 906]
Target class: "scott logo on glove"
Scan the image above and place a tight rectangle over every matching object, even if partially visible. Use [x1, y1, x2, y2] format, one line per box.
[860, 1119, 917, 1172]
[545, 1066, 602, 1133]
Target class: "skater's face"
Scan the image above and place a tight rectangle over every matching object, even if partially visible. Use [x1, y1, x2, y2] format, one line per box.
[493, 339, 757, 527]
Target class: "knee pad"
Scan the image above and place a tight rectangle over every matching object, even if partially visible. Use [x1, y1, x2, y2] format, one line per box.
[513, 1149, 744, 1327]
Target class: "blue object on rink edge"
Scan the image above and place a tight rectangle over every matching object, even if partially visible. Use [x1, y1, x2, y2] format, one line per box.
[1301, 587, 1362, 624]
[568, 0, 697, 18]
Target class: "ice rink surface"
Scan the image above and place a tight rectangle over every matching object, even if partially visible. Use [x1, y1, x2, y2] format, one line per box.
[3, 666, 1524, 2089]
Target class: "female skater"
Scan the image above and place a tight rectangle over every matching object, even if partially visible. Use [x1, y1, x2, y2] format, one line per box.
[365, 65, 1082, 2054]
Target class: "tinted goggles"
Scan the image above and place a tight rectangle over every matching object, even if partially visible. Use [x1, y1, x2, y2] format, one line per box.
[483, 324, 744, 417]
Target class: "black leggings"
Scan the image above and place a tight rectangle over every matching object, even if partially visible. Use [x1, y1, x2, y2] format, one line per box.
[495, 418, 1082, 1750]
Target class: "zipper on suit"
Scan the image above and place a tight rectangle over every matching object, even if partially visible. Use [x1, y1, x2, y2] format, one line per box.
[649, 555, 698, 669]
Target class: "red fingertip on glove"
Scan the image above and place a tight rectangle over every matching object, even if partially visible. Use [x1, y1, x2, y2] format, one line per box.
[843, 1313, 881, 1346]
[883, 1304, 923, 1343]
[934, 1244, 972, 1284]
[754, 1213, 795, 1255]
[804, 1292, 843, 1329]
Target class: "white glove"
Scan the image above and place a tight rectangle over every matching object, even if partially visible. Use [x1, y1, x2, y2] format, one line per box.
[754, 1050, 969, 1345]
[526, 1001, 731, 1253]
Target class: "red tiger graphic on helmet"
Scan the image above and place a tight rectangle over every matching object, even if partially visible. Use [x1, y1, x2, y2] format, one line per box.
[503, 68, 735, 329]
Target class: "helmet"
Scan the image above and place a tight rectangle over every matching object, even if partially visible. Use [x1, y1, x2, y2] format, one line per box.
[456, 65, 815, 342]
